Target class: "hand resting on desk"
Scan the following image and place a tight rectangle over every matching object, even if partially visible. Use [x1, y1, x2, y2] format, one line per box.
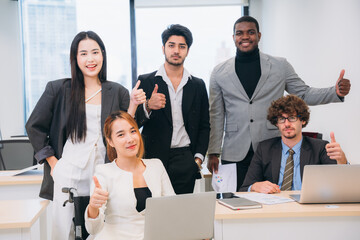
[251, 181, 281, 194]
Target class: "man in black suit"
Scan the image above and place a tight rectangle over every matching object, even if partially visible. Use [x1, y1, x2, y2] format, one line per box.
[135, 24, 210, 194]
[240, 95, 347, 193]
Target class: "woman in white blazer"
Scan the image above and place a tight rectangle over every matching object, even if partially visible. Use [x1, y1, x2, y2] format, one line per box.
[85, 111, 175, 240]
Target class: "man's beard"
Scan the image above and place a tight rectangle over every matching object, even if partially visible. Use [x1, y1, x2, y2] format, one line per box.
[283, 133, 296, 139]
[282, 127, 297, 139]
[165, 55, 185, 66]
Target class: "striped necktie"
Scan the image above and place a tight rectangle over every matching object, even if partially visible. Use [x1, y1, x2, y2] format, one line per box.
[281, 149, 295, 191]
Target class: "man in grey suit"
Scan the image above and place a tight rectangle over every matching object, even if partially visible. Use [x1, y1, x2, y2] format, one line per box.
[207, 16, 351, 191]
[240, 95, 347, 193]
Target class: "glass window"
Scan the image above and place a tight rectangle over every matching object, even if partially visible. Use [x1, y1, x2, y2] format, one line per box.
[20, 0, 243, 120]
[135, 5, 243, 89]
[20, 0, 131, 120]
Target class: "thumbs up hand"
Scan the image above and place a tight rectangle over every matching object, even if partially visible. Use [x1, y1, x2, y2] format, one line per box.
[130, 80, 146, 106]
[88, 176, 109, 219]
[146, 84, 166, 112]
[325, 132, 347, 164]
[335, 69, 351, 97]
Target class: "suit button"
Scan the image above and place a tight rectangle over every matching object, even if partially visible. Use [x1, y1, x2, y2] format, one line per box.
[249, 101, 253, 104]
[250, 119, 254, 122]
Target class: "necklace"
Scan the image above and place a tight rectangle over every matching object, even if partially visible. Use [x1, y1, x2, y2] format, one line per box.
[85, 88, 102, 103]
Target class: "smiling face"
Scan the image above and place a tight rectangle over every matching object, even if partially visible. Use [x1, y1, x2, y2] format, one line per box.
[233, 21, 261, 53]
[76, 39, 103, 80]
[107, 119, 140, 160]
[163, 35, 189, 67]
[276, 113, 306, 142]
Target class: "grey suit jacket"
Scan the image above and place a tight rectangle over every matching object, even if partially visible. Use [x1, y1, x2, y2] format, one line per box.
[240, 136, 337, 191]
[25, 78, 129, 200]
[208, 52, 342, 162]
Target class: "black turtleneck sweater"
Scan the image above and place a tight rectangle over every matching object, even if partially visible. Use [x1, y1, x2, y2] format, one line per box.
[235, 47, 261, 99]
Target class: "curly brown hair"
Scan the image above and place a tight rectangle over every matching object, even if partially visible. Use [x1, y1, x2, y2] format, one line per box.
[267, 95, 310, 127]
[103, 111, 144, 161]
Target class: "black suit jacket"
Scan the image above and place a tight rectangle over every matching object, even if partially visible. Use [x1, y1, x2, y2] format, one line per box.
[135, 71, 210, 175]
[240, 136, 337, 191]
[25, 78, 129, 200]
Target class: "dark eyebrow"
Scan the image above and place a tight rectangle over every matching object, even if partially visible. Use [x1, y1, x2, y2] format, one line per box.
[115, 126, 135, 134]
[79, 48, 100, 53]
[115, 130, 124, 135]
[236, 29, 256, 33]
[168, 41, 186, 46]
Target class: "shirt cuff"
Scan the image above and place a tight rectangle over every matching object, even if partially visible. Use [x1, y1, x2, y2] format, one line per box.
[34, 145, 55, 164]
[194, 153, 204, 162]
[142, 102, 151, 119]
[337, 95, 345, 102]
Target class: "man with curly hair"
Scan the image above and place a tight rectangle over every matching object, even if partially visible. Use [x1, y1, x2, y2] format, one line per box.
[240, 95, 347, 193]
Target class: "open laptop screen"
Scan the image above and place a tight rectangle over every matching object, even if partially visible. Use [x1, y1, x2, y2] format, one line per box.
[144, 192, 216, 240]
[290, 164, 360, 203]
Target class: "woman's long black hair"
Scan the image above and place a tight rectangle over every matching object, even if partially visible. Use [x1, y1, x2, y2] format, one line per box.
[67, 31, 107, 143]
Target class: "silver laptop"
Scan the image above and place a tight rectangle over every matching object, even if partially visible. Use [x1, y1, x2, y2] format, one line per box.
[289, 164, 360, 203]
[144, 192, 216, 240]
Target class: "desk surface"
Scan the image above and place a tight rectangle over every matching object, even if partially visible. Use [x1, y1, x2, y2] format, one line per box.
[215, 191, 360, 220]
[0, 172, 42, 186]
[0, 199, 49, 229]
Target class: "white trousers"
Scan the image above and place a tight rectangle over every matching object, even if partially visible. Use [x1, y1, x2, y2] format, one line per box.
[51, 149, 103, 240]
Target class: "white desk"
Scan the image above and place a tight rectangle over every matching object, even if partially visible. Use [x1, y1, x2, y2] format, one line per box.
[214, 191, 360, 240]
[0, 171, 42, 200]
[0, 199, 49, 240]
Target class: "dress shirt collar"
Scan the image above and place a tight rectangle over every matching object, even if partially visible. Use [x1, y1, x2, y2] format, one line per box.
[281, 137, 303, 155]
[155, 64, 192, 88]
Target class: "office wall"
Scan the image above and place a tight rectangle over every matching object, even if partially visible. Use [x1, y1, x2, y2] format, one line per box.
[1, 0, 359, 163]
[0, 0, 24, 139]
[250, 0, 360, 164]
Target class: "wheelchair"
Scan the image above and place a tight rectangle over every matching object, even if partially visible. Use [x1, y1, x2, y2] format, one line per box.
[62, 187, 90, 240]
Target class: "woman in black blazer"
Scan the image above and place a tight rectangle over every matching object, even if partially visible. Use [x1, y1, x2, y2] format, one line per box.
[25, 31, 145, 240]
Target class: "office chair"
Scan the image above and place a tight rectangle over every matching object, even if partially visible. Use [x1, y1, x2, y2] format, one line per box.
[62, 187, 90, 240]
[0, 129, 3, 169]
[302, 132, 323, 139]
[0, 139, 36, 170]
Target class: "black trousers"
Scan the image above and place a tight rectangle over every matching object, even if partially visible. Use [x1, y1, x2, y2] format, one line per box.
[167, 147, 199, 194]
[222, 145, 254, 191]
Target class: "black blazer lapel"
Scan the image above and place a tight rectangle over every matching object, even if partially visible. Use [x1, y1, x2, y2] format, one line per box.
[64, 84, 72, 121]
[299, 138, 312, 180]
[271, 139, 282, 184]
[62, 84, 72, 145]
[182, 78, 195, 126]
[101, 82, 114, 129]
[156, 76, 172, 125]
